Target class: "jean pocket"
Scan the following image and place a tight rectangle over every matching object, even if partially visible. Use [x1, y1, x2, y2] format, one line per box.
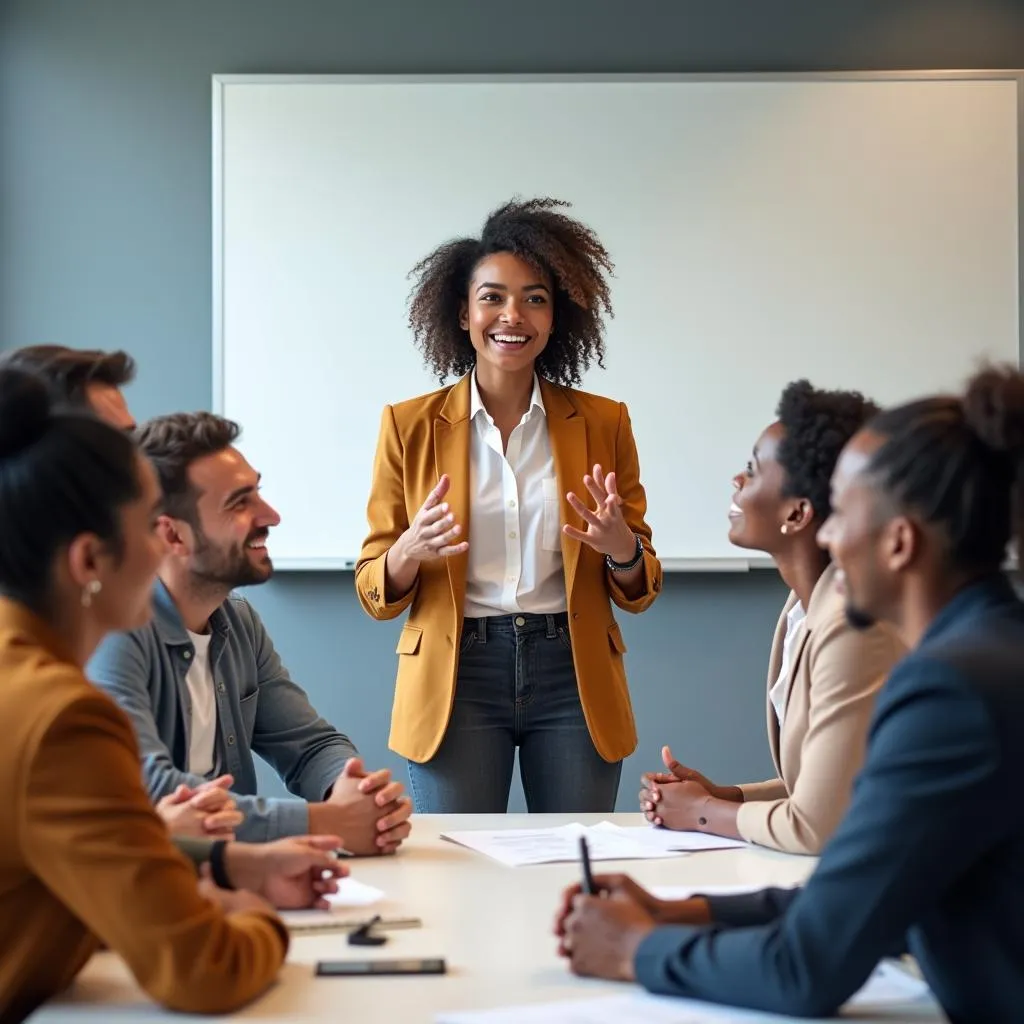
[555, 624, 574, 653]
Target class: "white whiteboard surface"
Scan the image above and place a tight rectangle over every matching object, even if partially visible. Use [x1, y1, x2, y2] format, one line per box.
[213, 73, 1022, 570]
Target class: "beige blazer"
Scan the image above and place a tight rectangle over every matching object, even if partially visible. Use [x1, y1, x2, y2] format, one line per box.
[735, 564, 905, 854]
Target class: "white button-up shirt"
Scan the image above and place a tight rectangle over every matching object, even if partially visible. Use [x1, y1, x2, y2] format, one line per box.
[463, 372, 567, 617]
[769, 601, 807, 729]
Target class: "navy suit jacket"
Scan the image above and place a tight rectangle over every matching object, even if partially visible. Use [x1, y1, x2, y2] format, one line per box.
[635, 576, 1024, 1022]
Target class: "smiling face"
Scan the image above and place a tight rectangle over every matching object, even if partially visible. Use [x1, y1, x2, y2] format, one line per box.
[459, 252, 554, 379]
[183, 447, 281, 588]
[728, 421, 811, 554]
[817, 431, 894, 629]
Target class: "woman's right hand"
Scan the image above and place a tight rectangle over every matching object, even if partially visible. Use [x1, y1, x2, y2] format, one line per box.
[398, 475, 468, 562]
[385, 475, 468, 598]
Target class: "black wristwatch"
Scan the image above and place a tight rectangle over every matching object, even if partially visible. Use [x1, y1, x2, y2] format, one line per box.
[606, 534, 644, 572]
[209, 839, 235, 890]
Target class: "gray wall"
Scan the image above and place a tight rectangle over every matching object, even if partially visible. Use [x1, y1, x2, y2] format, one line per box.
[2, 0, 1022, 810]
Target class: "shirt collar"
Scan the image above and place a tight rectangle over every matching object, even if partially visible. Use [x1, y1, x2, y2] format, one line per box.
[152, 577, 226, 646]
[469, 369, 546, 425]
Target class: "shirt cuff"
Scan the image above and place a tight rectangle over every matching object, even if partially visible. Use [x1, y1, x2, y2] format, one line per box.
[266, 798, 311, 840]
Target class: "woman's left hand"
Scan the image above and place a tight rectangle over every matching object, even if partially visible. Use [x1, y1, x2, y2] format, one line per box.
[563, 464, 637, 561]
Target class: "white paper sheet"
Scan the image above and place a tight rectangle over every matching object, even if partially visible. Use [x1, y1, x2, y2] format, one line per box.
[276, 877, 385, 931]
[440, 822, 692, 867]
[595, 821, 749, 852]
[435, 963, 934, 1022]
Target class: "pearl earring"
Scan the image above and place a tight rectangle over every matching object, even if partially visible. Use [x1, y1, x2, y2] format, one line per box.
[780, 524, 789, 535]
[81, 579, 102, 607]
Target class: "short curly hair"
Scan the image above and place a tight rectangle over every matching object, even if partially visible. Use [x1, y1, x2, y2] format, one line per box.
[407, 197, 613, 386]
[775, 380, 879, 522]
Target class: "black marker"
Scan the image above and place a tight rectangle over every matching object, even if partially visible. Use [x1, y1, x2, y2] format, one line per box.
[579, 835, 597, 895]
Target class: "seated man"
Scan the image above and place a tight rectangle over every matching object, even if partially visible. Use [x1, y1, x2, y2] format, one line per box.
[554, 366, 1024, 1022]
[90, 409, 411, 851]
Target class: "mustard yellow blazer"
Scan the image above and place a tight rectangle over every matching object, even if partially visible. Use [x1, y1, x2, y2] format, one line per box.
[356, 374, 663, 764]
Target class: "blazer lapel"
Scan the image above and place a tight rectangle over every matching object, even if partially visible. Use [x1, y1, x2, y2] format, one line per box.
[434, 377, 472, 615]
[542, 380, 588, 600]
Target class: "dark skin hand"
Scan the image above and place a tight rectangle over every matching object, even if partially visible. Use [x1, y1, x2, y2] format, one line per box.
[639, 777, 744, 840]
[638, 744, 745, 840]
[553, 874, 712, 981]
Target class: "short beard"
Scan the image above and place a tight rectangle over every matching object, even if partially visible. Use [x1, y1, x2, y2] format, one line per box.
[190, 525, 272, 591]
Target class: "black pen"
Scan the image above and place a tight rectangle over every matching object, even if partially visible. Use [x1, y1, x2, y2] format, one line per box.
[579, 835, 597, 895]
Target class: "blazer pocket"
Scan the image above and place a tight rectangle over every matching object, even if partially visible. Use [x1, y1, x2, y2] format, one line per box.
[396, 624, 423, 656]
[607, 622, 628, 655]
[541, 477, 562, 551]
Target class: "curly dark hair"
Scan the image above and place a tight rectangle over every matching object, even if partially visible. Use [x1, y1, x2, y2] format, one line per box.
[407, 197, 613, 386]
[775, 379, 880, 522]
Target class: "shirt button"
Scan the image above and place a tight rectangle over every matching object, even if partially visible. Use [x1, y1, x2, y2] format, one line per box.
[182, 650, 192, 660]
[508, 500, 516, 508]
[217, 683, 226, 693]
[227, 735, 235, 746]
[509, 531, 517, 539]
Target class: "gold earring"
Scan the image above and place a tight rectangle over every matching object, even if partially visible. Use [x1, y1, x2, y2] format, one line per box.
[81, 579, 102, 608]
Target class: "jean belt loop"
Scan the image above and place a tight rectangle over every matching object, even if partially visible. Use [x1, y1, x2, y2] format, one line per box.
[476, 616, 487, 643]
[545, 613, 557, 639]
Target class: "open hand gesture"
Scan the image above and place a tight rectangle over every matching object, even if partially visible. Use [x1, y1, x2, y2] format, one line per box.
[400, 475, 468, 562]
[563, 464, 637, 562]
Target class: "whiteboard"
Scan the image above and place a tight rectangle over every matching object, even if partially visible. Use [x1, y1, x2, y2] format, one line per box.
[213, 73, 1022, 570]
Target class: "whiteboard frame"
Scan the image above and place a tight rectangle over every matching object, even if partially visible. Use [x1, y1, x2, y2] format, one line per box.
[212, 70, 1024, 572]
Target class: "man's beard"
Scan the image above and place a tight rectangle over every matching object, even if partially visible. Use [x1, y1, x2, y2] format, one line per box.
[191, 527, 271, 589]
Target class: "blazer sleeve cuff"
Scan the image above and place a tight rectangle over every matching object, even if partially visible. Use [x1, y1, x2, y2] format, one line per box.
[736, 798, 824, 855]
[606, 548, 662, 613]
[633, 925, 704, 995]
[358, 550, 417, 619]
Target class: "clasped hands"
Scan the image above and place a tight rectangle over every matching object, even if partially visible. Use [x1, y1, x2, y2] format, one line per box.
[308, 756, 412, 856]
[638, 745, 741, 830]
[399, 465, 637, 564]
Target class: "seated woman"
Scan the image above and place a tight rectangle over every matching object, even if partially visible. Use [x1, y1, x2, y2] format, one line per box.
[640, 380, 904, 854]
[0, 369, 291, 1022]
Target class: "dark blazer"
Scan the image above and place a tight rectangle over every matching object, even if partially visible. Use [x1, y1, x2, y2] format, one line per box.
[635, 575, 1024, 1023]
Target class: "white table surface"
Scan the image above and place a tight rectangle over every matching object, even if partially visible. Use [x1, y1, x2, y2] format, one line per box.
[30, 813, 942, 1023]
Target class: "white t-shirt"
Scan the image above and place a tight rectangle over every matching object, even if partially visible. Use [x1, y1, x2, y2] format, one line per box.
[184, 630, 217, 777]
[768, 601, 807, 729]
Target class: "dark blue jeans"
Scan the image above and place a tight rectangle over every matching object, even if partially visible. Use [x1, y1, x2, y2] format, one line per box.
[406, 612, 622, 813]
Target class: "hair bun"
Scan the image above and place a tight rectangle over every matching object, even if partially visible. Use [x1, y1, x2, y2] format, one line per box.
[0, 368, 53, 458]
[963, 364, 1024, 456]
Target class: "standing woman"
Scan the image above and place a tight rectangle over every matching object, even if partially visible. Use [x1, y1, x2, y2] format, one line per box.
[357, 198, 662, 813]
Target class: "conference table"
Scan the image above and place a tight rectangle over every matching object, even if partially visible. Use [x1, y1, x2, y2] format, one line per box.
[31, 813, 944, 1023]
